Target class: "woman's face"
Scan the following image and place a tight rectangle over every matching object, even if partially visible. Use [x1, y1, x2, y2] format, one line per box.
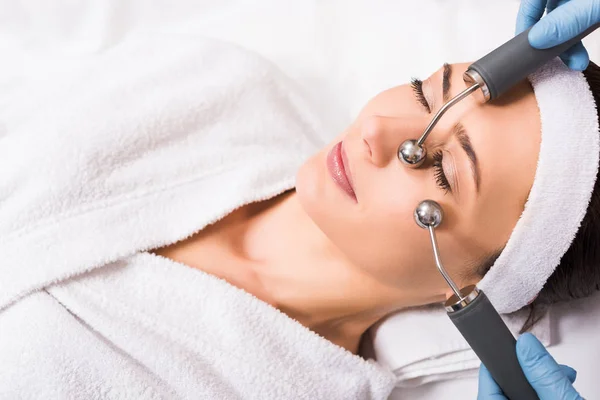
[296, 62, 541, 306]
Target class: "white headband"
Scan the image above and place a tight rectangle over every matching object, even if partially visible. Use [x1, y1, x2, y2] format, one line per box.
[477, 58, 600, 314]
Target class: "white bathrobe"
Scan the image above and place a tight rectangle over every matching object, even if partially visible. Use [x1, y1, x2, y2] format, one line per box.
[0, 35, 397, 399]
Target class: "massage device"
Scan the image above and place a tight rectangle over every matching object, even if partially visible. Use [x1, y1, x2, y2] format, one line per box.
[399, 23, 600, 168]
[406, 24, 600, 400]
[414, 200, 537, 400]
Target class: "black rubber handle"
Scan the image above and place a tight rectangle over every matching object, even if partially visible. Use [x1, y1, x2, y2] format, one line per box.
[468, 23, 600, 100]
[447, 291, 538, 400]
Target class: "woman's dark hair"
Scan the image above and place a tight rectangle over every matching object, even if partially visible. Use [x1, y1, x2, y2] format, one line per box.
[520, 60, 600, 331]
[477, 61, 600, 332]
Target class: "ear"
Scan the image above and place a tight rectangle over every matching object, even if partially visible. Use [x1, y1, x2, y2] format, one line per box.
[443, 288, 457, 301]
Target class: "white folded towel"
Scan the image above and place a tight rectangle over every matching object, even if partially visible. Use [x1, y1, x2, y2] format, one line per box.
[370, 304, 551, 387]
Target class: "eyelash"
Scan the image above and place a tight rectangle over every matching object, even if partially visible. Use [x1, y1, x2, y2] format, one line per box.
[432, 150, 452, 193]
[410, 79, 449, 193]
[410, 78, 430, 112]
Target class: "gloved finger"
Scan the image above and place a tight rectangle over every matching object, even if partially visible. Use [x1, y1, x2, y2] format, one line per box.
[477, 364, 507, 400]
[516, 0, 548, 34]
[545, 0, 570, 14]
[516, 333, 584, 399]
[535, 0, 590, 69]
[476, 360, 577, 399]
[559, 40, 590, 70]
[558, 364, 578, 384]
[529, 0, 600, 49]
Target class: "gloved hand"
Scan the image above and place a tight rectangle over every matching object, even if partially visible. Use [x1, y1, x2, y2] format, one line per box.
[477, 333, 583, 399]
[516, 0, 600, 70]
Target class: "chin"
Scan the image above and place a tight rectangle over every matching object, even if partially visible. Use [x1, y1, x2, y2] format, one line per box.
[297, 148, 346, 235]
[295, 151, 323, 218]
[295, 149, 349, 240]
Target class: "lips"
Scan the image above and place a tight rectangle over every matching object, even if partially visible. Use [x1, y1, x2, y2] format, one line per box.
[326, 141, 357, 202]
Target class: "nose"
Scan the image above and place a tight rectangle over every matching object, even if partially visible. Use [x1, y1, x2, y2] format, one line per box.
[360, 115, 424, 167]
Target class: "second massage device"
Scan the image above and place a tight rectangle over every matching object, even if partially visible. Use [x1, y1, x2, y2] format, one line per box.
[401, 23, 600, 400]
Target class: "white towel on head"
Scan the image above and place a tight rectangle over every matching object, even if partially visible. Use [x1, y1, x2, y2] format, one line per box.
[478, 59, 600, 313]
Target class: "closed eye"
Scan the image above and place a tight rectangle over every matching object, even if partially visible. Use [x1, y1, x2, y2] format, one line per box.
[432, 150, 452, 194]
[410, 78, 431, 113]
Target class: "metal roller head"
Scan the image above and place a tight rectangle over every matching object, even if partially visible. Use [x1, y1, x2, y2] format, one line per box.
[398, 83, 480, 170]
[414, 199, 464, 301]
[414, 200, 443, 229]
[398, 139, 426, 168]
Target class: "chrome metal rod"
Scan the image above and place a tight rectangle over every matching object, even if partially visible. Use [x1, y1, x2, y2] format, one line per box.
[416, 83, 480, 146]
[427, 225, 463, 300]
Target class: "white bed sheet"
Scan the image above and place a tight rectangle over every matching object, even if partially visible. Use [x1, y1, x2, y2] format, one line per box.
[2, 1, 600, 398]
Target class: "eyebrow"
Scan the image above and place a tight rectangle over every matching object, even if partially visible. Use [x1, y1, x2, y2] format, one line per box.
[442, 63, 451, 102]
[453, 122, 481, 193]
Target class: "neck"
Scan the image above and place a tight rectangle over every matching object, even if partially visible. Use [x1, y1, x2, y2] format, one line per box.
[238, 190, 406, 354]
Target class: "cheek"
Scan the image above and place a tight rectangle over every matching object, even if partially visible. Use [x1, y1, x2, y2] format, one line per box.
[297, 154, 444, 289]
[351, 196, 436, 284]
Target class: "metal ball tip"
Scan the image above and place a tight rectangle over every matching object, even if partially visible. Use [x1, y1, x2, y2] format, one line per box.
[398, 139, 426, 168]
[414, 200, 443, 229]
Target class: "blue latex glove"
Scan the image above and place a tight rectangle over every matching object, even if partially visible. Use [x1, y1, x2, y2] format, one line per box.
[477, 333, 583, 399]
[516, 0, 600, 70]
